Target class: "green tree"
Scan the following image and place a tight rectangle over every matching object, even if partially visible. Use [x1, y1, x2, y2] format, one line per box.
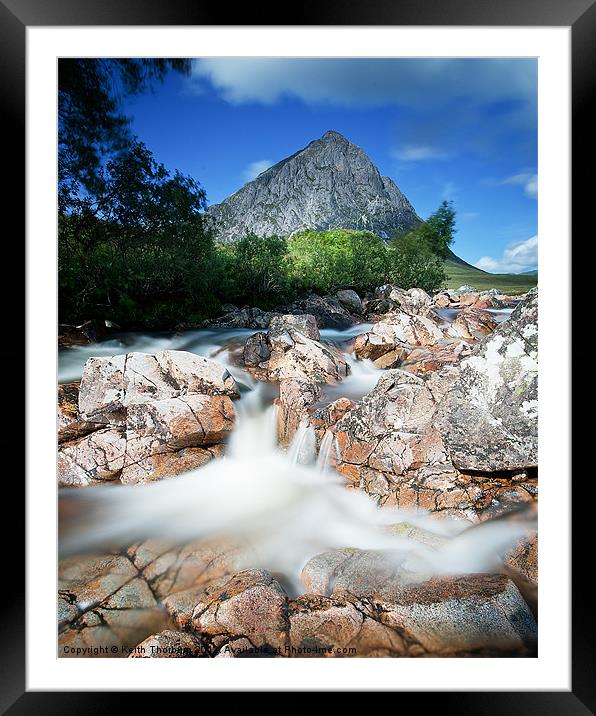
[387, 232, 446, 291]
[415, 200, 456, 259]
[214, 234, 292, 307]
[59, 139, 216, 328]
[288, 229, 389, 294]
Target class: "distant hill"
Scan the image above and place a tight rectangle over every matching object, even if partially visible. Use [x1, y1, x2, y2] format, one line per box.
[443, 256, 537, 294]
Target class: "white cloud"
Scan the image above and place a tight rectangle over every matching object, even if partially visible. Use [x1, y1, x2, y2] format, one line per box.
[392, 144, 452, 161]
[475, 235, 538, 274]
[190, 58, 536, 113]
[502, 172, 538, 199]
[243, 159, 273, 182]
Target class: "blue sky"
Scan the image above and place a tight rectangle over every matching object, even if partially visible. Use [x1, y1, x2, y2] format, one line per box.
[122, 58, 538, 273]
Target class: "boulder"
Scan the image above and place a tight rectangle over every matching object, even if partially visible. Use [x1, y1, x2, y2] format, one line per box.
[371, 312, 444, 347]
[120, 444, 224, 485]
[471, 295, 503, 310]
[434, 288, 538, 471]
[267, 332, 349, 384]
[78, 350, 239, 425]
[352, 464, 537, 519]
[269, 313, 320, 342]
[59, 552, 170, 657]
[78, 354, 128, 425]
[58, 381, 100, 443]
[504, 531, 538, 587]
[132, 537, 240, 602]
[58, 428, 126, 487]
[309, 397, 355, 442]
[154, 351, 239, 399]
[365, 285, 435, 318]
[433, 292, 451, 308]
[300, 550, 536, 656]
[446, 308, 497, 341]
[455, 292, 481, 307]
[372, 347, 409, 369]
[288, 594, 405, 657]
[276, 378, 322, 447]
[242, 332, 271, 367]
[188, 569, 289, 652]
[332, 370, 448, 480]
[126, 394, 235, 449]
[62, 351, 237, 486]
[239, 314, 350, 445]
[336, 289, 363, 315]
[401, 341, 471, 375]
[281, 294, 355, 329]
[353, 332, 400, 362]
[120, 396, 233, 484]
[423, 365, 462, 404]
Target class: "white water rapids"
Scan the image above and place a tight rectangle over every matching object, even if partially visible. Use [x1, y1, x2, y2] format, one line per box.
[59, 314, 533, 595]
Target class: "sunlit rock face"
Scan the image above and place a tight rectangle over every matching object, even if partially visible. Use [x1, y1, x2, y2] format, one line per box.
[445, 307, 497, 341]
[205, 130, 419, 242]
[148, 562, 537, 658]
[78, 350, 239, 425]
[434, 288, 538, 472]
[58, 350, 239, 486]
[58, 538, 239, 657]
[365, 285, 436, 319]
[299, 550, 537, 657]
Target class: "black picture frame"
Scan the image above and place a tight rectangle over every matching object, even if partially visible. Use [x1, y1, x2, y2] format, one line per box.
[6, 0, 583, 707]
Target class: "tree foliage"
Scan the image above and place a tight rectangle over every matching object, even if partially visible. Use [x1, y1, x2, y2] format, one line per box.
[385, 200, 456, 290]
[386, 232, 446, 292]
[59, 140, 215, 327]
[214, 234, 292, 307]
[393, 200, 456, 260]
[288, 229, 389, 295]
[59, 58, 191, 209]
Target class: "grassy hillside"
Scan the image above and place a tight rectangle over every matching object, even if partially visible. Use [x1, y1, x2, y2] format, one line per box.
[443, 257, 537, 294]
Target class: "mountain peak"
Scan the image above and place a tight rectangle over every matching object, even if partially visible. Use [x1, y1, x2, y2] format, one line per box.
[319, 130, 348, 143]
[207, 133, 420, 242]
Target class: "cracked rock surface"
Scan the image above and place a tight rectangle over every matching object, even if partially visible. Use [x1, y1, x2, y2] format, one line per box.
[58, 350, 238, 486]
[300, 549, 537, 657]
[131, 559, 537, 658]
[58, 538, 240, 657]
[240, 314, 350, 446]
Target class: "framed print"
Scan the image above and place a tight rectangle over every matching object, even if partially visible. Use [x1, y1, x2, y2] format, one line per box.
[6, 0, 585, 707]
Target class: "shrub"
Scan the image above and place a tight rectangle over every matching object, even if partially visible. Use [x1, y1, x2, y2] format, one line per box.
[288, 229, 389, 294]
[387, 232, 446, 291]
[213, 233, 293, 308]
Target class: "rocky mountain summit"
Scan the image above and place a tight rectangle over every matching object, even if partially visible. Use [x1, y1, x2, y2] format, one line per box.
[206, 130, 420, 242]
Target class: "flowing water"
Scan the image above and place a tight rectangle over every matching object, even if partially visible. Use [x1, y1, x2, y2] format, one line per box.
[59, 312, 534, 591]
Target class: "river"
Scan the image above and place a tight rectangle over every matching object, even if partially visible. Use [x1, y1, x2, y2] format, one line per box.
[58, 306, 527, 589]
